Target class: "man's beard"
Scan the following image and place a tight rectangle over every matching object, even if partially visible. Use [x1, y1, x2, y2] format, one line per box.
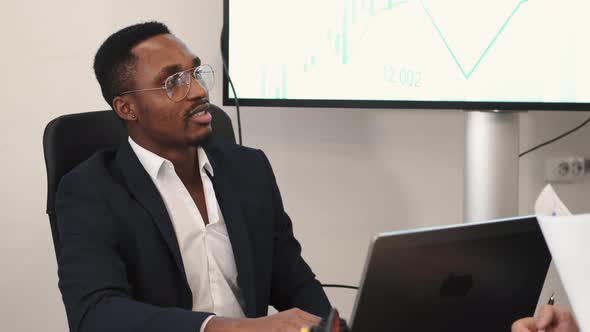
[189, 125, 213, 147]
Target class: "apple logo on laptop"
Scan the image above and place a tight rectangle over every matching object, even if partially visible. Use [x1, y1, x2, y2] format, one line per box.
[439, 273, 473, 297]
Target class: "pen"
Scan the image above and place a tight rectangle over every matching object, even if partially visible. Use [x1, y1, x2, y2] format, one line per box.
[548, 293, 555, 305]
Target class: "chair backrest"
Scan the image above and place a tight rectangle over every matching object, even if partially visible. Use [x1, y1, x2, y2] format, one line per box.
[42, 104, 235, 258]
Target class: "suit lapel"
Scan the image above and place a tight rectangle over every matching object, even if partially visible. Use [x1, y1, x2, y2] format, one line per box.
[206, 147, 257, 317]
[115, 142, 188, 281]
[115, 142, 256, 315]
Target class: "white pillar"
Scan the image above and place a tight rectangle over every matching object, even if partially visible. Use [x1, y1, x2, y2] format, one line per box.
[464, 111, 521, 222]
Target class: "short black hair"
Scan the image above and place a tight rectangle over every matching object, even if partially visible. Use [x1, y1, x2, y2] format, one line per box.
[93, 21, 171, 107]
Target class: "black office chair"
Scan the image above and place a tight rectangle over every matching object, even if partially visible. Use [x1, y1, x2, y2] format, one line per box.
[42, 105, 236, 259]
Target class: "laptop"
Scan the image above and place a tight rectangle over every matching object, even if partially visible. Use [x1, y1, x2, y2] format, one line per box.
[349, 216, 551, 332]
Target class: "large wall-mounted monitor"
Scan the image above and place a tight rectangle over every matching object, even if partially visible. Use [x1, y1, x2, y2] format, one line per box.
[223, 0, 590, 110]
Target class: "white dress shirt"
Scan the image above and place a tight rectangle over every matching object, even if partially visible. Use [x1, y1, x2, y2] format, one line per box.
[129, 138, 246, 331]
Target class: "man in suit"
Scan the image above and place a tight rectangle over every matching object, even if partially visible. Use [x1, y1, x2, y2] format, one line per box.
[56, 21, 331, 332]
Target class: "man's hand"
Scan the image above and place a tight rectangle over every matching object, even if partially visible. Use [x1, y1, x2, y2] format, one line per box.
[205, 308, 322, 332]
[512, 305, 579, 332]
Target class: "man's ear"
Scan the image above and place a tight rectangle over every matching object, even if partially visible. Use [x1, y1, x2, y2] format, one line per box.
[112, 96, 138, 121]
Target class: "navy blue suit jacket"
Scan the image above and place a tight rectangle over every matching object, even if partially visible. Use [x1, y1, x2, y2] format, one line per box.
[56, 142, 331, 332]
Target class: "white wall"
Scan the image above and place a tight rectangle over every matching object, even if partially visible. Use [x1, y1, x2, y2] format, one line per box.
[1, 1, 589, 331]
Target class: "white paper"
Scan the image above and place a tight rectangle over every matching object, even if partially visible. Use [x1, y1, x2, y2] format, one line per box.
[538, 214, 590, 331]
[534, 184, 572, 216]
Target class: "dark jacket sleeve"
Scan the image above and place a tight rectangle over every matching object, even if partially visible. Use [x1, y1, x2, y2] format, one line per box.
[257, 150, 332, 317]
[55, 171, 211, 332]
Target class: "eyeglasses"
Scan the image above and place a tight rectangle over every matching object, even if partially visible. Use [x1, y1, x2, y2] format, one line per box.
[119, 64, 214, 102]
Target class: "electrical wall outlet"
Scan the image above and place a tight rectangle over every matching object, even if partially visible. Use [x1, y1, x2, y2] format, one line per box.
[544, 157, 588, 183]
